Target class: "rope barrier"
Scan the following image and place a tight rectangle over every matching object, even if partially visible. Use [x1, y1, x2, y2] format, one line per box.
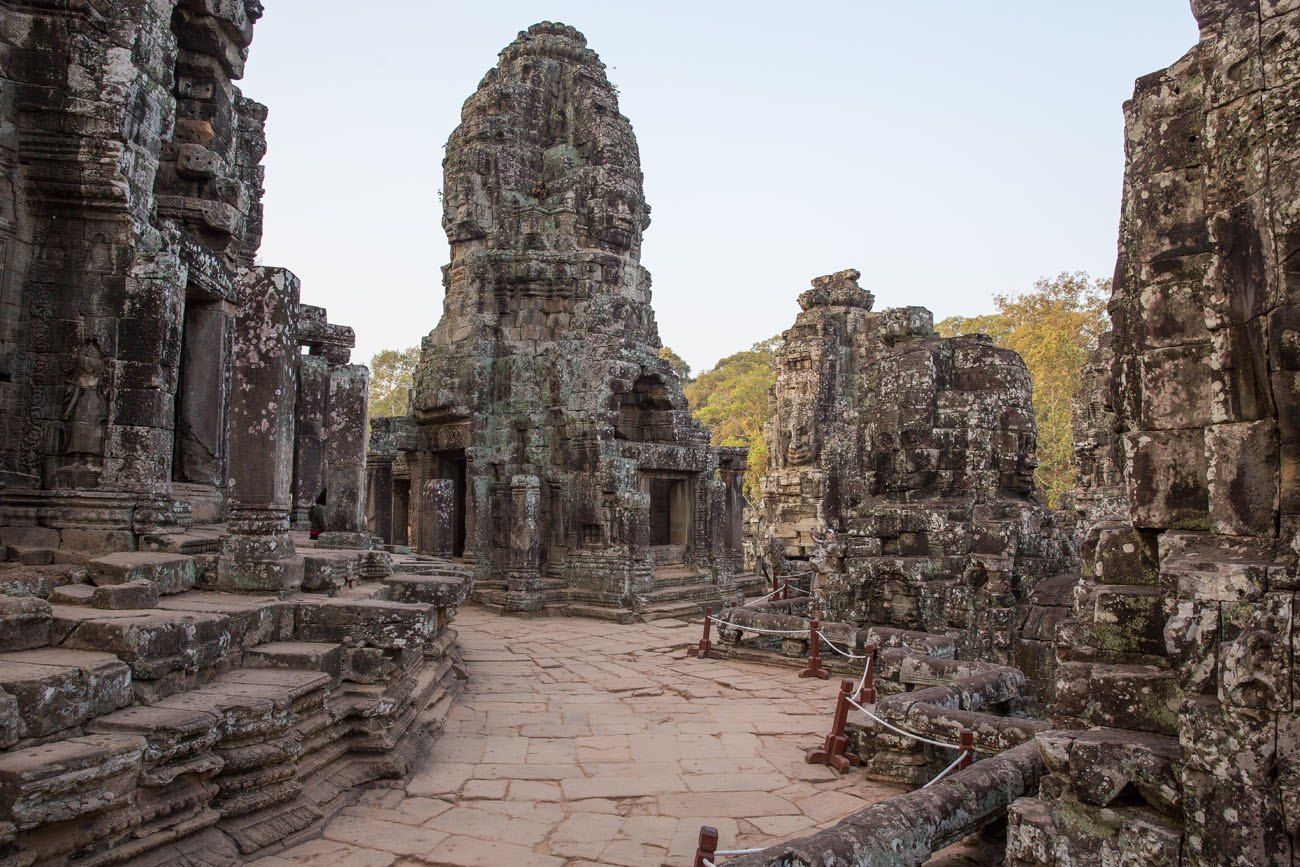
[817, 630, 867, 659]
[853, 647, 874, 697]
[845, 694, 964, 751]
[922, 751, 970, 789]
[707, 615, 810, 637]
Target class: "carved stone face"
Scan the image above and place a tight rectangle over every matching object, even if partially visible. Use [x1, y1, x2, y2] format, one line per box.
[787, 424, 813, 466]
[1000, 430, 1038, 495]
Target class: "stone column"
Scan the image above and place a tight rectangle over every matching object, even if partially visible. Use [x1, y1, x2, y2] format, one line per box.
[323, 363, 368, 538]
[418, 478, 454, 557]
[504, 474, 542, 613]
[217, 267, 303, 593]
[291, 354, 329, 527]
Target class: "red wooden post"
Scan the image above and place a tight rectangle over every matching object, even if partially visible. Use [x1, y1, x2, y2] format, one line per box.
[799, 618, 829, 679]
[856, 643, 877, 704]
[804, 678, 860, 773]
[688, 608, 721, 659]
[693, 825, 719, 867]
[959, 728, 974, 769]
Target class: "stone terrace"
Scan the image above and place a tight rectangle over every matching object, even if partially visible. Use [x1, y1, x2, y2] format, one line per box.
[254, 606, 903, 867]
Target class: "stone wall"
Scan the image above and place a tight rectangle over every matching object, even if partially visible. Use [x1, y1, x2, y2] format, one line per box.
[0, 0, 366, 553]
[1007, 2, 1300, 864]
[385, 23, 751, 618]
[754, 269, 1074, 691]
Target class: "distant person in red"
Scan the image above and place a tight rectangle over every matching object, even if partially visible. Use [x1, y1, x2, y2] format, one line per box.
[309, 489, 326, 540]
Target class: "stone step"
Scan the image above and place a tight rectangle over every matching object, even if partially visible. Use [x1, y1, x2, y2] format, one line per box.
[4, 546, 56, 566]
[245, 641, 345, 687]
[292, 597, 435, 650]
[0, 648, 133, 742]
[0, 596, 52, 652]
[561, 602, 637, 624]
[0, 732, 145, 839]
[383, 574, 470, 608]
[51, 579, 159, 610]
[140, 526, 225, 555]
[639, 600, 706, 622]
[88, 552, 196, 595]
[639, 582, 724, 604]
[300, 551, 361, 594]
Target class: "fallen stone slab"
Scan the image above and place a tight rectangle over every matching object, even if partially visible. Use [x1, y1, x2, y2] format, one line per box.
[89, 552, 196, 595]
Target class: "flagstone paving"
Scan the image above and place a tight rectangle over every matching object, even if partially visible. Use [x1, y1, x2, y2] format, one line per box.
[252, 605, 904, 867]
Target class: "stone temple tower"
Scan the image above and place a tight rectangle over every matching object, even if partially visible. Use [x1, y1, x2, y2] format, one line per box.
[376, 23, 752, 617]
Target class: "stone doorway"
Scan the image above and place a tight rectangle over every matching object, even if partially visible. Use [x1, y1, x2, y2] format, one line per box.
[647, 475, 692, 549]
[172, 292, 228, 521]
[392, 478, 410, 547]
[429, 450, 467, 557]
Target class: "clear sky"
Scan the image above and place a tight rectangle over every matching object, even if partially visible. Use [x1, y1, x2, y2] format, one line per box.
[240, 1, 1201, 375]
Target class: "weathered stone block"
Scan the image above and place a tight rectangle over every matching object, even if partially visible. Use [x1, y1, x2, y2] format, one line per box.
[0, 597, 51, 652]
[1205, 420, 1280, 535]
[0, 649, 132, 738]
[88, 552, 195, 595]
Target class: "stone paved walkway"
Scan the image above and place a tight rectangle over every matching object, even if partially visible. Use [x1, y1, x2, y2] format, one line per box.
[253, 605, 904, 866]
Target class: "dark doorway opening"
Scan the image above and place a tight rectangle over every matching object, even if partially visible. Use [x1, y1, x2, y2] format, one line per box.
[647, 476, 691, 547]
[431, 450, 468, 557]
[393, 478, 411, 547]
[173, 293, 225, 486]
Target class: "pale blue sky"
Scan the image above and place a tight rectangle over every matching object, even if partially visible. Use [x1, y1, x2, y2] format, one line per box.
[241, 1, 1201, 374]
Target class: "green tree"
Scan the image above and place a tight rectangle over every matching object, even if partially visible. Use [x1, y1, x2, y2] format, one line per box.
[368, 346, 419, 420]
[659, 346, 692, 382]
[684, 337, 781, 501]
[937, 272, 1110, 507]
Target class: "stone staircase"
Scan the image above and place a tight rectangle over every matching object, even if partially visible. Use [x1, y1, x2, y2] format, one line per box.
[0, 541, 472, 865]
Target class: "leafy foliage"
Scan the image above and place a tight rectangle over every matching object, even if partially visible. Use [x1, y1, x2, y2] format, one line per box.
[937, 272, 1110, 507]
[658, 346, 692, 382]
[367, 346, 419, 420]
[684, 337, 781, 501]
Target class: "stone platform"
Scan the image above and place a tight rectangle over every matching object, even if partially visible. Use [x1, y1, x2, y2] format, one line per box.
[0, 535, 471, 864]
[268, 605, 904, 867]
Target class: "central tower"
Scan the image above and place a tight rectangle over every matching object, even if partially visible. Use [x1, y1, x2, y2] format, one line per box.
[388, 23, 749, 616]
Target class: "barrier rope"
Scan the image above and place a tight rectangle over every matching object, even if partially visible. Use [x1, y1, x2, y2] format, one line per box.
[702, 848, 767, 867]
[845, 694, 964, 751]
[706, 614, 810, 637]
[853, 648, 874, 695]
[816, 630, 867, 660]
[922, 751, 971, 789]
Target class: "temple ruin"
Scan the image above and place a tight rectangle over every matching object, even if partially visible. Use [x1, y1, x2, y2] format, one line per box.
[0, 2, 1296, 865]
[367, 23, 756, 620]
[0, 2, 468, 863]
[752, 269, 1075, 696]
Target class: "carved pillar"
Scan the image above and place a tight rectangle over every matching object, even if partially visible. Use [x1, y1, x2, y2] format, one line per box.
[324, 363, 368, 534]
[291, 354, 329, 527]
[217, 267, 303, 592]
[419, 478, 454, 557]
[504, 474, 542, 613]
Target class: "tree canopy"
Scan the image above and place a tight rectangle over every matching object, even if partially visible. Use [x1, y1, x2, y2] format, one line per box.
[937, 271, 1110, 507]
[683, 337, 781, 501]
[367, 345, 419, 420]
[658, 346, 692, 382]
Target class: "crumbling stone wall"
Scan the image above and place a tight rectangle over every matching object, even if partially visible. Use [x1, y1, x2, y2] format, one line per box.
[1007, 2, 1300, 864]
[755, 269, 1073, 683]
[0, 0, 366, 553]
[389, 23, 748, 616]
